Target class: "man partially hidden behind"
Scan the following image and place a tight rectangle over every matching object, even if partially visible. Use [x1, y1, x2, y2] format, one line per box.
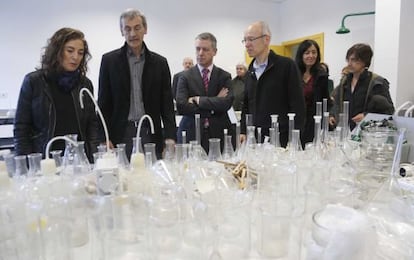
[231, 62, 247, 111]
[172, 57, 194, 100]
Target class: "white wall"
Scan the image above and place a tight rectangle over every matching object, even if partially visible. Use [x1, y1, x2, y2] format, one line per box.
[373, 0, 414, 108]
[278, 0, 375, 87]
[396, 0, 414, 106]
[374, 0, 401, 107]
[0, 0, 280, 109]
[0, 0, 383, 110]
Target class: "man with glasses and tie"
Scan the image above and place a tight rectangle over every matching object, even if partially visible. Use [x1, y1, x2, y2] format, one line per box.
[176, 32, 234, 153]
[240, 21, 305, 147]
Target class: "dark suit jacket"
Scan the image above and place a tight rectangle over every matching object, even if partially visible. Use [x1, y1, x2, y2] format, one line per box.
[176, 65, 234, 150]
[241, 50, 305, 147]
[98, 42, 176, 155]
[172, 71, 184, 100]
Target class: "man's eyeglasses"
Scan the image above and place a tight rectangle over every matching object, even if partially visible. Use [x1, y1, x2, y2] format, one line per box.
[241, 35, 267, 44]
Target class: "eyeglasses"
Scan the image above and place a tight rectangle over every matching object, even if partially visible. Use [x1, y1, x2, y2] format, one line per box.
[241, 35, 267, 44]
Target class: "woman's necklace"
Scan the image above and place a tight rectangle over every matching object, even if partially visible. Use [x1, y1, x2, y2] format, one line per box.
[303, 72, 312, 83]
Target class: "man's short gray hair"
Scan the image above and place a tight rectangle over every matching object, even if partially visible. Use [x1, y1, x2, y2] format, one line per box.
[258, 21, 272, 38]
[119, 8, 147, 31]
[195, 32, 217, 50]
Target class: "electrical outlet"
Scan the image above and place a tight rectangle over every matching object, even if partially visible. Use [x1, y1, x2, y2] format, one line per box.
[0, 92, 8, 99]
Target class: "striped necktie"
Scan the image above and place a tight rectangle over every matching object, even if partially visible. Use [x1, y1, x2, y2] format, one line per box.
[202, 68, 209, 93]
[202, 68, 210, 128]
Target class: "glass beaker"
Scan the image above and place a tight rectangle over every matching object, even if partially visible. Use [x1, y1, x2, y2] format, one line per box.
[164, 139, 175, 162]
[101, 193, 151, 259]
[28, 152, 42, 177]
[256, 190, 293, 258]
[50, 150, 63, 172]
[311, 205, 375, 259]
[3, 153, 15, 178]
[14, 155, 28, 177]
[144, 143, 157, 166]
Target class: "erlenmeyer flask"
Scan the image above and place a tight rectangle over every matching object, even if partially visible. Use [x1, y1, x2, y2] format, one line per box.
[222, 135, 234, 160]
[188, 142, 207, 161]
[246, 126, 256, 146]
[208, 138, 222, 161]
[28, 152, 42, 177]
[288, 129, 302, 159]
[73, 141, 91, 175]
[116, 143, 130, 170]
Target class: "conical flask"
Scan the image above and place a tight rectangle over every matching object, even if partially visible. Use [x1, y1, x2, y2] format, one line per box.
[208, 138, 222, 161]
[246, 126, 256, 146]
[73, 141, 91, 175]
[288, 129, 302, 159]
[222, 135, 234, 160]
[116, 143, 130, 170]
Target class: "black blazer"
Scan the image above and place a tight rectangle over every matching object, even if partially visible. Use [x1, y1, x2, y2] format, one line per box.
[241, 50, 305, 147]
[98, 42, 176, 155]
[176, 65, 234, 147]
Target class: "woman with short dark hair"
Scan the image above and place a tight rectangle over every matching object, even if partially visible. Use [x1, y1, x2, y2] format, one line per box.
[329, 43, 394, 131]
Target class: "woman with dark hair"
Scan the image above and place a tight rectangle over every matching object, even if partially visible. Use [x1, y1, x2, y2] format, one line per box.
[295, 39, 331, 146]
[329, 43, 394, 131]
[14, 27, 100, 161]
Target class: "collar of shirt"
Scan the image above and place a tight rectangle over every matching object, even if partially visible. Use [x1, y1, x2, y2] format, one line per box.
[253, 59, 268, 79]
[127, 45, 146, 60]
[197, 64, 213, 80]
